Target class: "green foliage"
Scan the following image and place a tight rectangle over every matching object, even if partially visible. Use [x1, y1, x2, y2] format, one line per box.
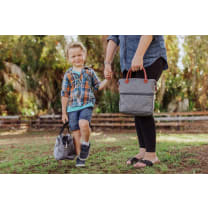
[0, 83, 20, 115]
[0, 35, 68, 115]
[154, 100, 162, 112]
[183, 36, 208, 110]
[78, 35, 104, 71]
[97, 90, 120, 113]
[20, 96, 39, 116]
[155, 35, 182, 111]
[1, 35, 208, 115]
[162, 71, 187, 110]
[6, 92, 20, 115]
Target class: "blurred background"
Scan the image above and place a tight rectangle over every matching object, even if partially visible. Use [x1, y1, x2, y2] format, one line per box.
[0, 35, 208, 116]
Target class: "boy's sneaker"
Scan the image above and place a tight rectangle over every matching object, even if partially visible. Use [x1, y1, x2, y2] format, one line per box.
[75, 157, 85, 167]
[79, 143, 90, 160]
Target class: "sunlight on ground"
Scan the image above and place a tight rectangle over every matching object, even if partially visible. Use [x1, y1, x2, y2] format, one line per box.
[0, 129, 208, 145]
[94, 133, 208, 144]
[129, 136, 137, 140]
[0, 129, 27, 136]
[96, 137, 117, 143]
[158, 134, 208, 143]
[91, 132, 103, 136]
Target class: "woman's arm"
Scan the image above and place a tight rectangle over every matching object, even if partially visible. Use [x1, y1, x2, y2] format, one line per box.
[104, 40, 118, 80]
[131, 35, 153, 71]
[105, 39, 118, 64]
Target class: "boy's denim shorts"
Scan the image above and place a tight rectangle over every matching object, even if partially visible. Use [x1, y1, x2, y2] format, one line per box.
[68, 107, 93, 131]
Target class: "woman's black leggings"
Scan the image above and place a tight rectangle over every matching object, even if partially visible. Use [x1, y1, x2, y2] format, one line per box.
[123, 58, 165, 152]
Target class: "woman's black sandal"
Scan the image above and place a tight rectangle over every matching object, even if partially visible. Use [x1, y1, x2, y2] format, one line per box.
[127, 157, 140, 165]
[135, 159, 153, 167]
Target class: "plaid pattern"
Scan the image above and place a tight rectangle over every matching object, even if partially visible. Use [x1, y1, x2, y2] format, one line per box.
[61, 67, 100, 107]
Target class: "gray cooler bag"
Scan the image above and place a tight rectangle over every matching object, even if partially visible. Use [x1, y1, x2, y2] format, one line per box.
[54, 122, 76, 160]
[119, 68, 156, 116]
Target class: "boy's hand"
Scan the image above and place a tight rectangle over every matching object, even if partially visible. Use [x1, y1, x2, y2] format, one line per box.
[98, 79, 110, 91]
[62, 113, 68, 124]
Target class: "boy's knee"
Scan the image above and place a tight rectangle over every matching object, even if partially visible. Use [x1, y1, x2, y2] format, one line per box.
[79, 119, 89, 129]
[72, 130, 81, 137]
[73, 129, 80, 134]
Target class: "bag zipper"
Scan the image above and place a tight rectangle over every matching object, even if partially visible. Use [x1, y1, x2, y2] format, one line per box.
[120, 92, 154, 96]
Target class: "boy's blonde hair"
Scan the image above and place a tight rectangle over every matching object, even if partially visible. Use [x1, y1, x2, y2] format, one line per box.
[66, 42, 87, 59]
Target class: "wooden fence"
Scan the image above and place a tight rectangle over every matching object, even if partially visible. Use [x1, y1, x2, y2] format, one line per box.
[1, 112, 208, 133]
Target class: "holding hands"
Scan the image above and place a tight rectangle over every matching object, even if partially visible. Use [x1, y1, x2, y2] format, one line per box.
[104, 63, 113, 80]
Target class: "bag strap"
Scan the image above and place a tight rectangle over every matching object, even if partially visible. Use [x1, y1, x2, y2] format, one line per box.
[59, 122, 70, 135]
[125, 67, 148, 84]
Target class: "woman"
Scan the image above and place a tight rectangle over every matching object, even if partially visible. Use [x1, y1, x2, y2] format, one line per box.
[104, 35, 168, 168]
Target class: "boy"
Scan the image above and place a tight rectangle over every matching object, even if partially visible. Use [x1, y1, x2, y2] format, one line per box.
[61, 42, 109, 167]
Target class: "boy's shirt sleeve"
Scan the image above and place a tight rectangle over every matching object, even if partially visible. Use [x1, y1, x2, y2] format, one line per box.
[91, 69, 101, 91]
[61, 72, 70, 97]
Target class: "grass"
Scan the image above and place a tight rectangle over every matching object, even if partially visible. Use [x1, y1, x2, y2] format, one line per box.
[0, 130, 208, 174]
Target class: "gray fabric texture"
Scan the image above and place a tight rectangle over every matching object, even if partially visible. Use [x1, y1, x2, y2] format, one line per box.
[54, 134, 76, 160]
[119, 78, 156, 116]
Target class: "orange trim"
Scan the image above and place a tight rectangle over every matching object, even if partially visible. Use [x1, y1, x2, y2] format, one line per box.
[125, 67, 148, 84]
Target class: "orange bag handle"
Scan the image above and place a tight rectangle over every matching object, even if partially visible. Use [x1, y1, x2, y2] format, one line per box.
[125, 67, 148, 84]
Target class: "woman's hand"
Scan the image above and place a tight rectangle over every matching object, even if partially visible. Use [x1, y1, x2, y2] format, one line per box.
[131, 35, 153, 72]
[62, 113, 68, 124]
[131, 55, 143, 72]
[104, 63, 113, 80]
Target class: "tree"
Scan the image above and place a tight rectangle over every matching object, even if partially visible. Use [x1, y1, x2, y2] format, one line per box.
[182, 35, 208, 111]
[0, 35, 68, 115]
[155, 35, 183, 112]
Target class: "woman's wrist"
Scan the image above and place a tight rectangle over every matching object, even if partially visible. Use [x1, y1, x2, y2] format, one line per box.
[104, 61, 112, 65]
[135, 52, 144, 59]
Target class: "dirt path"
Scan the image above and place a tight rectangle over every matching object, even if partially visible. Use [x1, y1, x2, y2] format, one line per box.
[174, 145, 208, 173]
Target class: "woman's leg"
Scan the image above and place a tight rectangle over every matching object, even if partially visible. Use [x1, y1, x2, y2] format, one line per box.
[123, 71, 146, 164]
[134, 117, 146, 153]
[132, 58, 164, 167]
[126, 117, 146, 164]
[136, 116, 156, 152]
[135, 116, 155, 151]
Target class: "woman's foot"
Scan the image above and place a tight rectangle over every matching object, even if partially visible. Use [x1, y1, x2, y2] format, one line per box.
[133, 152, 160, 168]
[126, 148, 146, 165]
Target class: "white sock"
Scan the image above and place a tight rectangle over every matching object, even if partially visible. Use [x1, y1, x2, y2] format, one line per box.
[82, 141, 90, 146]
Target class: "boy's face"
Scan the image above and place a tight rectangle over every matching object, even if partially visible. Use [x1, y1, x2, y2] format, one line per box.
[68, 47, 86, 68]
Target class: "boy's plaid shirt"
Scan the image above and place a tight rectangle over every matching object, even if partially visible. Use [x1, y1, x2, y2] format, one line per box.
[61, 67, 101, 107]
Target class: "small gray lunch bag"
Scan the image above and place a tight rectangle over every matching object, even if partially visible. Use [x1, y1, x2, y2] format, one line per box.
[119, 68, 156, 116]
[54, 122, 76, 160]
